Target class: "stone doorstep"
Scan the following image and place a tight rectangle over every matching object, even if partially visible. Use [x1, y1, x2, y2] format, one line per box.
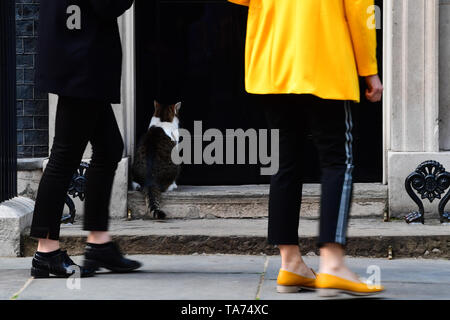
[21, 218, 450, 258]
[0, 197, 34, 257]
[128, 183, 388, 219]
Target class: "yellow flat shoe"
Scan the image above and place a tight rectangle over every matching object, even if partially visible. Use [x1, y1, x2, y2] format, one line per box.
[316, 273, 384, 297]
[276, 269, 316, 293]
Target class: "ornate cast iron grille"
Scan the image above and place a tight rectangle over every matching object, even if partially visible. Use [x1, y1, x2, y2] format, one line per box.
[0, 0, 17, 203]
[62, 162, 89, 224]
[405, 160, 450, 224]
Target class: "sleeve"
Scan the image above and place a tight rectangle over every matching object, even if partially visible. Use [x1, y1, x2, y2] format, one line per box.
[88, 0, 134, 19]
[228, 0, 250, 7]
[344, 0, 378, 76]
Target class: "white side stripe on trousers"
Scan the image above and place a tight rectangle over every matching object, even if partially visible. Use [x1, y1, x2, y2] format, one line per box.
[335, 101, 354, 244]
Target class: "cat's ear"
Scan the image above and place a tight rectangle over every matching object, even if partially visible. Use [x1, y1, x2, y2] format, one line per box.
[154, 100, 161, 115]
[175, 102, 182, 113]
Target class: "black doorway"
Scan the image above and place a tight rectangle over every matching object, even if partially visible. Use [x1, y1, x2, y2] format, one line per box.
[135, 0, 383, 185]
[0, 0, 17, 202]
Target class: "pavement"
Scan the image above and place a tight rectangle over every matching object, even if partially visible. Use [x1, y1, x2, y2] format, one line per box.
[1, 254, 450, 300]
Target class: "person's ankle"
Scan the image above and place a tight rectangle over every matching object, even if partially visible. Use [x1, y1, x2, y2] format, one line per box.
[319, 243, 345, 273]
[37, 238, 60, 253]
[319, 263, 361, 282]
[36, 249, 61, 257]
[319, 263, 343, 275]
[282, 259, 302, 272]
[319, 256, 346, 273]
[87, 231, 112, 244]
[282, 258, 313, 275]
[86, 242, 112, 248]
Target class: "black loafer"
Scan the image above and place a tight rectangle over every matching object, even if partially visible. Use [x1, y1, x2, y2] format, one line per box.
[31, 250, 96, 278]
[83, 242, 142, 273]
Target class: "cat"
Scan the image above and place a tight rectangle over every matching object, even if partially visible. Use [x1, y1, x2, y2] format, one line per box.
[132, 101, 181, 220]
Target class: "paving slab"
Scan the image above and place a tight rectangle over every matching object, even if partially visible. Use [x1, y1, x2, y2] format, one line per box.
[0, 257, 32, 269]
[374, 282, 450, 300]
[0, 269, 31, 300]
[18, 273, 261, 300]
[132, 254, 266, 274]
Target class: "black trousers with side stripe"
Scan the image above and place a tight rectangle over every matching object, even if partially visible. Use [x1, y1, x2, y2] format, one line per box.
[262, 94, 354, 247]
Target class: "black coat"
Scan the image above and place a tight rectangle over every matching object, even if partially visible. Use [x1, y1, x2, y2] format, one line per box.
[36, 0, 134, 103]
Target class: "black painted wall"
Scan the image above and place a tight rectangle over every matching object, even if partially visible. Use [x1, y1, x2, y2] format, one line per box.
[15, 0, 49, 159]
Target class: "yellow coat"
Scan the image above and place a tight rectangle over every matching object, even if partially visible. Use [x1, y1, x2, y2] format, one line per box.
[229, 0, 378, 102]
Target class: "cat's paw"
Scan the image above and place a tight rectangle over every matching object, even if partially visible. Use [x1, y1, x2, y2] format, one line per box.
[167, 182, 178, 192]
[131, 181, 142, 191]
[153, 209, 167, 220]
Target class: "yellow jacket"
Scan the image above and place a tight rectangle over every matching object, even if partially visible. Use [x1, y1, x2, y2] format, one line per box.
[229, 0, 378, 102]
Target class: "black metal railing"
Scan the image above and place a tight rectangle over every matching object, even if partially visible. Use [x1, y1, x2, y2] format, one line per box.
[0, 0, 17, 203]
[405, 160, 450, 224]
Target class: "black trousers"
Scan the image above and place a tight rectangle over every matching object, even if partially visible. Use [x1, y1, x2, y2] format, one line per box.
[263, 94, 354, 247]
[30, 96, 124, 240]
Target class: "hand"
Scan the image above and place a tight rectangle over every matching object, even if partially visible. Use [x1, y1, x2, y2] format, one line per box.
[364, 74, 383, 102]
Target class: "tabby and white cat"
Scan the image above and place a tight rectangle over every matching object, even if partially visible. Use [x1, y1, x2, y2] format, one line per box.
[132, 101, 181, 219]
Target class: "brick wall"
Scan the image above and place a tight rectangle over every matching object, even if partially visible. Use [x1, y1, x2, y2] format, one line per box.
[15, 0, 48, 159]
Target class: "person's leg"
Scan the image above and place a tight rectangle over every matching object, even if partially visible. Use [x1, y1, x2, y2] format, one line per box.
[82, 102, 141, 272]
[82, 102, 123, 242]
[30, 96, 99, 278]
[30, 96, 94, 248]
[264, 95, 314, 278]
[307, 98, 359, 281]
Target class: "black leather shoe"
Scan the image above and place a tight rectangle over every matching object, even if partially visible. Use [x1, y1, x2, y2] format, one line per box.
[31, 250, 96, 278]
[83, 242, 142, 273]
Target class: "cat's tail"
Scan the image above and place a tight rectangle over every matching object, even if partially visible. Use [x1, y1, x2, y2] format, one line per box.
[141, 136, 166, 219]
[145, 186, 166, 220]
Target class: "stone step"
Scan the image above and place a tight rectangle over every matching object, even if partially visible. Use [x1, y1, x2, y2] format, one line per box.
[22, 218, 450, 258]
[127, 183, 388, 220]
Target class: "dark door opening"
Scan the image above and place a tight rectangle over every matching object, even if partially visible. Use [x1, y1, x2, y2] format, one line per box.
[135, 0, 383, 185]
[1, 0, 17, 202]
